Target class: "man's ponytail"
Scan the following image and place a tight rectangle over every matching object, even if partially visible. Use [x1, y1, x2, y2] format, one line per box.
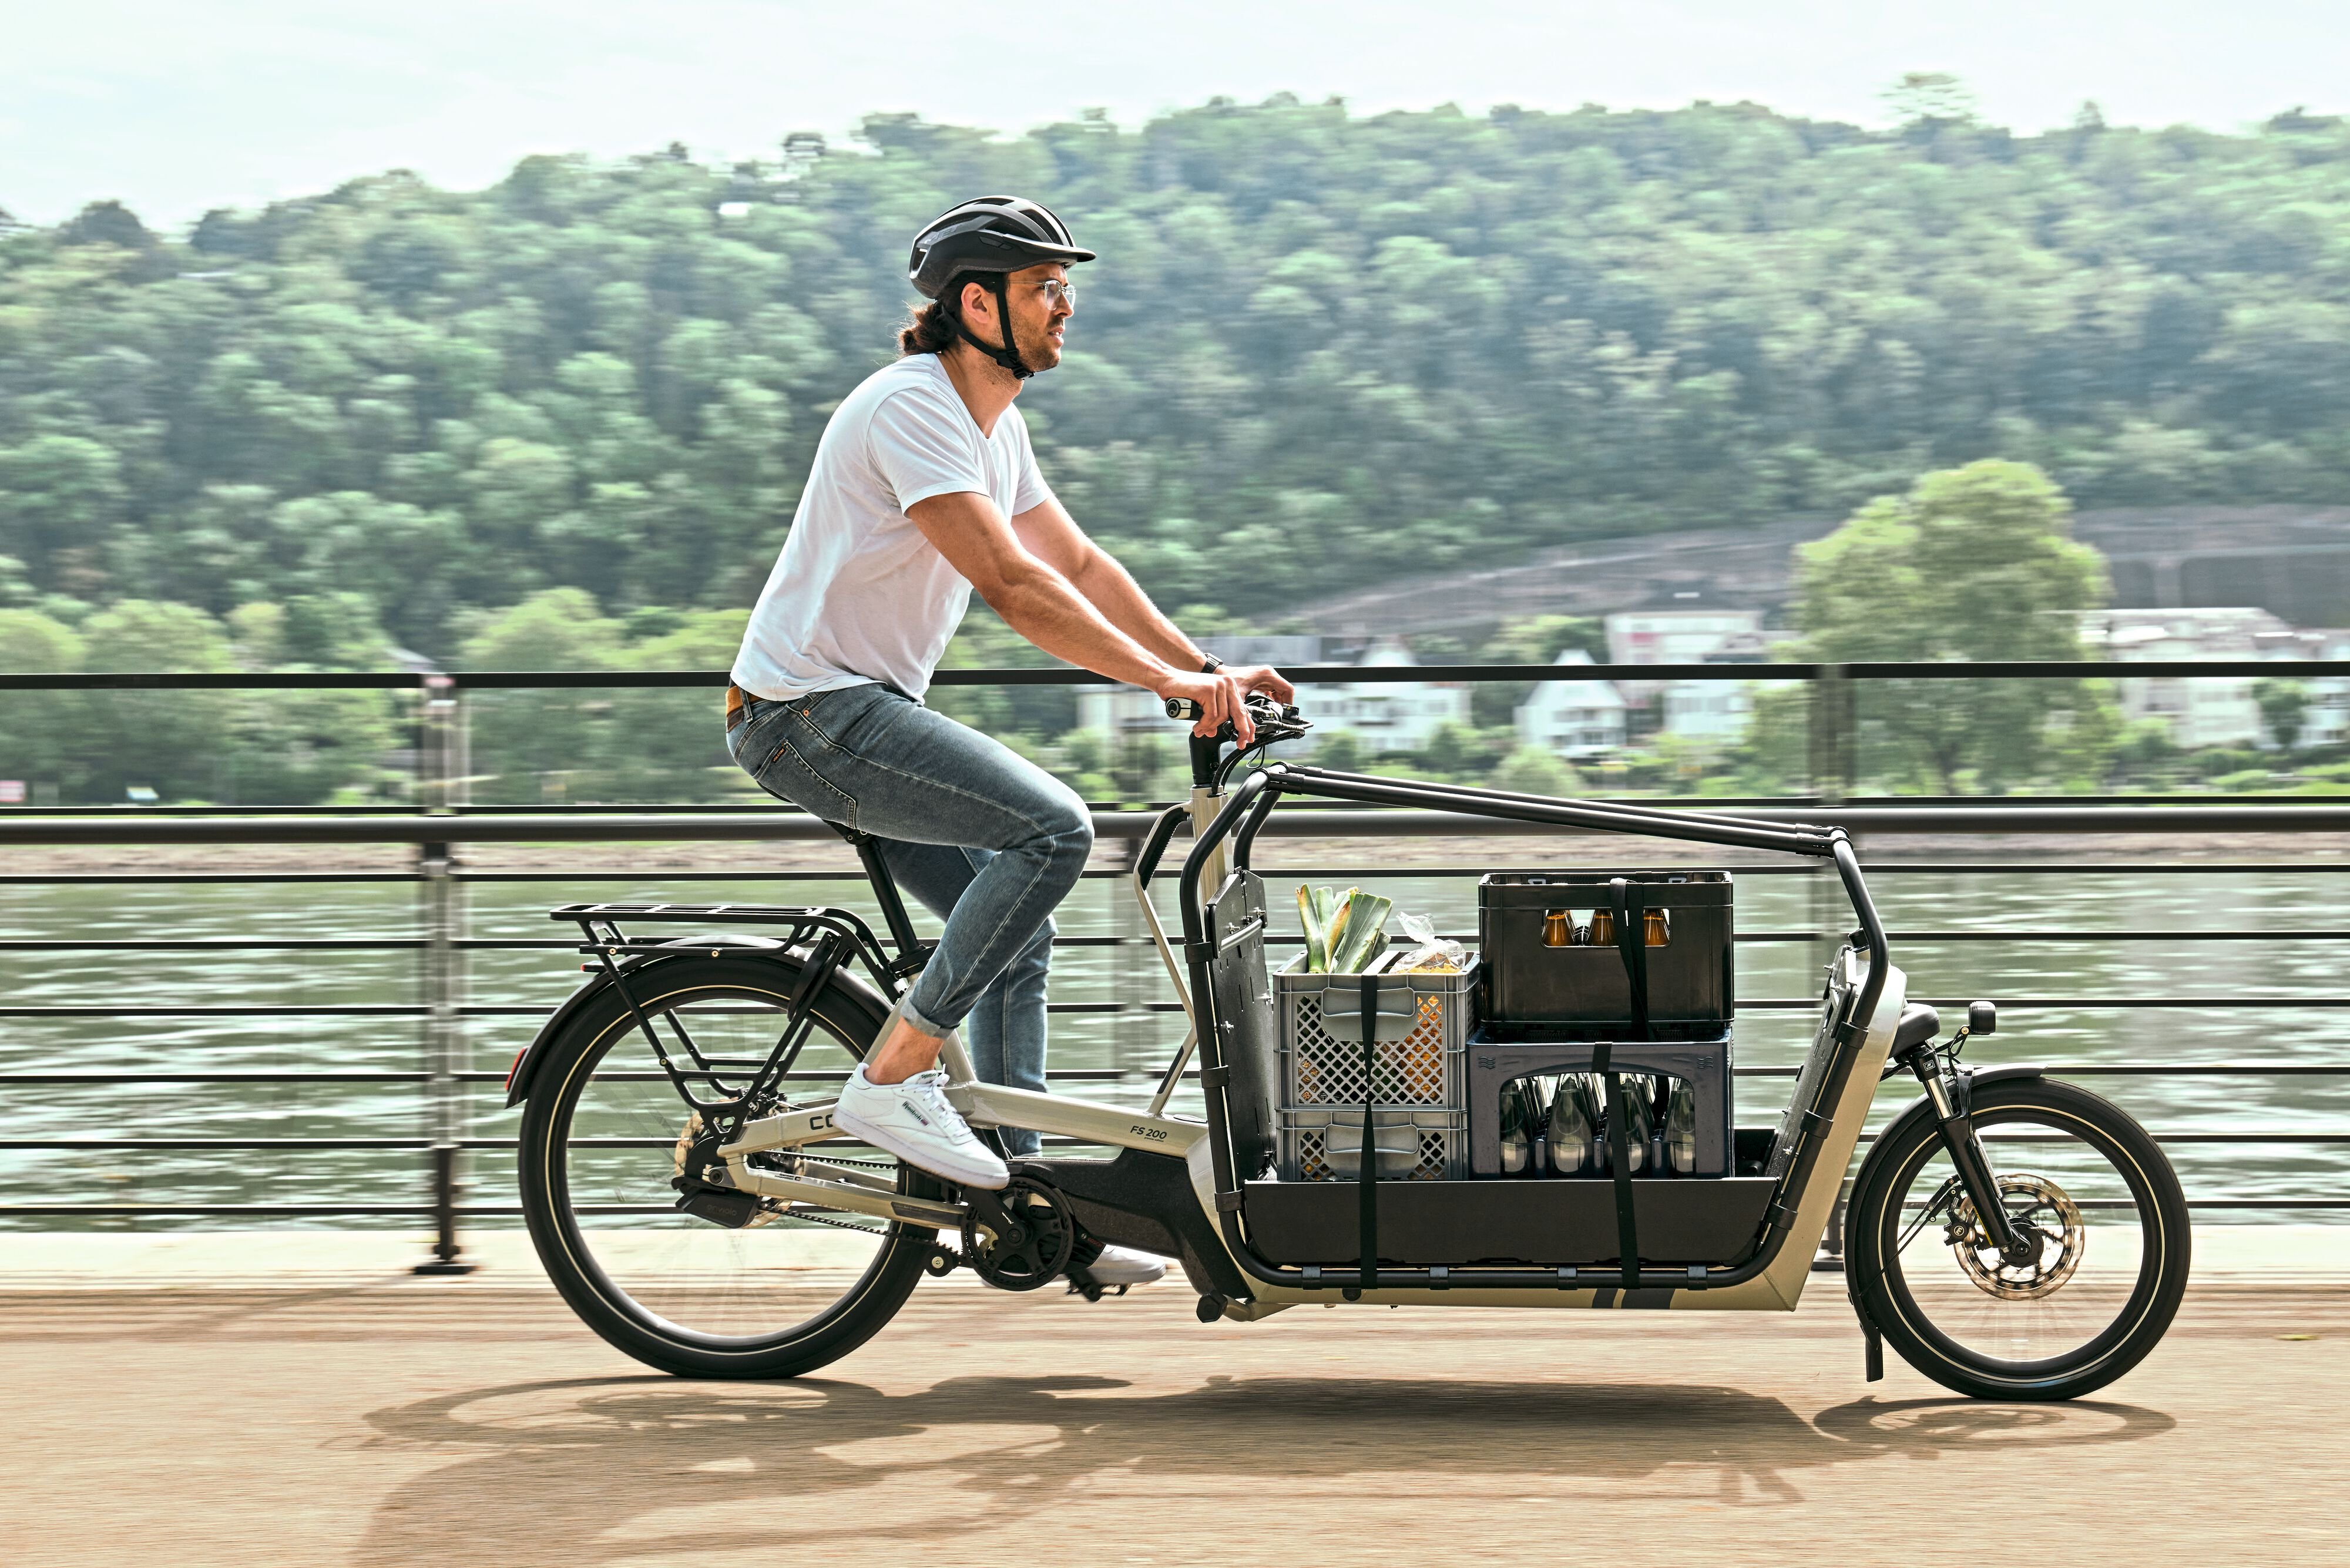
[898, 288, 965, 356]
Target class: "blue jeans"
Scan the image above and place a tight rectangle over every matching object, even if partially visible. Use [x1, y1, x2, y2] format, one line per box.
[726, 682, 1092, 1156]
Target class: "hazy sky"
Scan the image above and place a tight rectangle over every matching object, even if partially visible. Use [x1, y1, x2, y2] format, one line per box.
[8, 0, 2346, 227]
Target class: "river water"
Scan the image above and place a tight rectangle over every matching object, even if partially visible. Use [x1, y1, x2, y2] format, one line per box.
[2, 858, 2344, 1227]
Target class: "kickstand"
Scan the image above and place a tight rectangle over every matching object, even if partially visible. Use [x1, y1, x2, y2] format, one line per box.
[1847, 1275, 1886, 1382]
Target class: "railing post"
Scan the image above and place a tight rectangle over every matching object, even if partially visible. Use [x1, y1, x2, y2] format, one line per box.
[1808, 664, 1855, 1268]
[415, 675, 475, 1275]
[1809, 663, 1851, 804]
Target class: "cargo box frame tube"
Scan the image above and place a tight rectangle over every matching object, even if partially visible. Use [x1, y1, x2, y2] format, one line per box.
[1178, 761, 1889, 1295]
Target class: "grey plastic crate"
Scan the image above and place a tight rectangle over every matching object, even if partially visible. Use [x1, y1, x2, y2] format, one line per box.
[1278, 1106, 1471, 1183]
[1274, 954, 1480, 1182]
[1275, 952, 1480, 1109]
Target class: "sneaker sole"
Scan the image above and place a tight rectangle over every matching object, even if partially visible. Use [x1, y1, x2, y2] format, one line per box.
[831, 1103, 1010, 1192]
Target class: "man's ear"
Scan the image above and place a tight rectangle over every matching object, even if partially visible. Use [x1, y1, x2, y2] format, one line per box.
[960, 278, 995, 325]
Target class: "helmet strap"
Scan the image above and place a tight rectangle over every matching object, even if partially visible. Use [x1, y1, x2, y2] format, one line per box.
[950, 275, 1032, 379]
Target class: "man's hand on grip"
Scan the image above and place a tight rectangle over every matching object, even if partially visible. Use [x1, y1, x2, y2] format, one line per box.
[1157, 669, 1256, 746]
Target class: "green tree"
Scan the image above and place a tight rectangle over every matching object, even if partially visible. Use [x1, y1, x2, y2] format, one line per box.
[0, 609, 86, 800]
[15, 95, 2350, 662]
[1494, 744, 1581, 798]
[2257, 677, 2312, 752]
[1794, 461, 2111, 793]
[458, 588, 623, 802]
[75, 600, 239, 801]
[1312, 730, 1368, 772]
[604, 607, 750, 802]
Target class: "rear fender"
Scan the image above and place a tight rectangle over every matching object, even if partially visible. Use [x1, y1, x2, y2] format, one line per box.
[502, 938, 895, 1108]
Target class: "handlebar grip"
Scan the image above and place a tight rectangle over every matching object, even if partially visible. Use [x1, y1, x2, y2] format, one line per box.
[1165, 697, 1203, 722]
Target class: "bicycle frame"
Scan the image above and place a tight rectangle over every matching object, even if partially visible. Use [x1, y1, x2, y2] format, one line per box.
[513, 707, 2185, 1396]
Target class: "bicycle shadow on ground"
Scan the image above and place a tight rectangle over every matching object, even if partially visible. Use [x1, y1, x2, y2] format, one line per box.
[348, 1372, 2173, 1564]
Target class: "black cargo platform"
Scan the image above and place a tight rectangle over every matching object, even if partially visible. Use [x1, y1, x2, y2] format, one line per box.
[1240, 1176, 1777, 1268]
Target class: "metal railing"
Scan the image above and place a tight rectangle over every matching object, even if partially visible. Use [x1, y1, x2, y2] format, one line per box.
[2, 663, 2348, 1273]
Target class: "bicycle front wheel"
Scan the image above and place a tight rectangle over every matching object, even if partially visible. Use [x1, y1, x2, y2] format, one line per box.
[517, 955, 941, 1379]
[1849, 1076, 2191, 1401]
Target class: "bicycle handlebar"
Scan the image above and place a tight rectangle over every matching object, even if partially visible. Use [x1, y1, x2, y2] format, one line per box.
[1162, 691, 1298, 728]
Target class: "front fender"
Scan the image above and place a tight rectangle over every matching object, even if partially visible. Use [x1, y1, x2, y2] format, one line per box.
[501, 938, 894, 1108]
[1849, 1062, 2046, 1198]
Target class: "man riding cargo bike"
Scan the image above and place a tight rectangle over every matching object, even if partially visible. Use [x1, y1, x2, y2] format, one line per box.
[508, 197, 2191, 1402]
[723, 195, 1291, 1288]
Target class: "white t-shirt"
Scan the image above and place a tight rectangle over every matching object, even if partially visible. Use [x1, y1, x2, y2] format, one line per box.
[732, 354, 1052, 701]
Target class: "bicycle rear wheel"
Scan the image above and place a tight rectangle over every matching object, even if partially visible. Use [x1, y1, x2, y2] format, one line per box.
[1849, 1077, 2190, 1401]
[517, 954, 941, 1379]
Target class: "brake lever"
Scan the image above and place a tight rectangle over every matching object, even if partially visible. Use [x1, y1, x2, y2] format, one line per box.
[1163, 695, 1309, 743]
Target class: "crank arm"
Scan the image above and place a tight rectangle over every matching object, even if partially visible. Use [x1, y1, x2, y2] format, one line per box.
[721, 1161, 966, 1230]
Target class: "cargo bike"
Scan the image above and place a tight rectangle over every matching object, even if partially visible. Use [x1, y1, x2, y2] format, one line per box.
[508, 696, 2190, 1401]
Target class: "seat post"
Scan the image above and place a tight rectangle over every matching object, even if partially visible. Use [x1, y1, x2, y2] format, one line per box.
[834, 824, 925, 962]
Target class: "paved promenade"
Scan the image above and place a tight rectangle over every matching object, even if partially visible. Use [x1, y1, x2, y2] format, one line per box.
[2, 1236, 2344, 1566]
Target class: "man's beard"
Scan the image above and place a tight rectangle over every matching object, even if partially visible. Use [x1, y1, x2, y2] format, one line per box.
[1010, 314, 1060, 370]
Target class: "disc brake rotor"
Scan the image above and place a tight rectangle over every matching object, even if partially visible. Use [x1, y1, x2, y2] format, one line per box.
[1947, 1174, 2085, 1300]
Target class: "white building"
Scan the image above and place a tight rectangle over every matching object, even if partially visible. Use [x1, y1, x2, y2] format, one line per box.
[1606, 609, 1767, 745]
[2078, 608, 2307, 750]
[1292, 636, 1472, 755]
[1515, 650, 1629, 758]
[2297, 631, 2350, 748]
[1661, 680, 1754, 743]
[1605, 610, 1765, 669]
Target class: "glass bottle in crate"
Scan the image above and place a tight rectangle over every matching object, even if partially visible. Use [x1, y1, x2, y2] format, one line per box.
[1666, 1076, 1698, 1175]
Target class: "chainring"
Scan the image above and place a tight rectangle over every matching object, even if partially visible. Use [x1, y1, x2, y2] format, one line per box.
[1948, 1174, 2086, 1300]
[961, 1176, 1076, 1292]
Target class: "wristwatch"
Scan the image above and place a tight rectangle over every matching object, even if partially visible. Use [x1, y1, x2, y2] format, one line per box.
[1198, 652, 1223, 674]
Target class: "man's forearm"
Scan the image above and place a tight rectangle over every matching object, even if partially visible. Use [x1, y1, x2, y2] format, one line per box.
[984, 561, 1177, 689]
[1069, 548, 1203, 670]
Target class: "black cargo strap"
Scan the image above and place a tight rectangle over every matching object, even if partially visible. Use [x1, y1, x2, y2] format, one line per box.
[1603, 878, 1646, 1291]
[1610, 878, 1650, 1043]
[1594, 1039, 1640, 1293]
[1357, 971, 1380, 1295]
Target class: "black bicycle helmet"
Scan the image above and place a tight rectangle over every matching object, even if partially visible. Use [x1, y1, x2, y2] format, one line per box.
[907, 195, 1095, 377]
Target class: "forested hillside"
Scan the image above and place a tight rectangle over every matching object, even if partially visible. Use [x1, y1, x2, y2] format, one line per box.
[7, 96, 2350, 660]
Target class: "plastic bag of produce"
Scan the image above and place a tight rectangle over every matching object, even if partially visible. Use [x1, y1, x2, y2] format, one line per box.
[1394, 911, 1468, 973]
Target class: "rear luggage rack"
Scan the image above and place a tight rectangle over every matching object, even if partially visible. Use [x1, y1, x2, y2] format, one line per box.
[550, 902, 915, 979]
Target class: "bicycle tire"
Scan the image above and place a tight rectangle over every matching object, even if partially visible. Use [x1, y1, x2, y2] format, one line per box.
[517, 953, 941, 1379]
[1848, 1076, 2190, 1401]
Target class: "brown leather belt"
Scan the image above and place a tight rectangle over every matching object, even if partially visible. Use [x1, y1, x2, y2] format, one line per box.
[724, 683, 751, 733]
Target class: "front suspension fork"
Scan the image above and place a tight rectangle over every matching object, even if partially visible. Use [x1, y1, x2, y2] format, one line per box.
[1906, 1051, 2029, 1261]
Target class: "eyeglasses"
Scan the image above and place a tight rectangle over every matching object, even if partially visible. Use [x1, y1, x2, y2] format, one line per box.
[1025, 278, 1077, 309]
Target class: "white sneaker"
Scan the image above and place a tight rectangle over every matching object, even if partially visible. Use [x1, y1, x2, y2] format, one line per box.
[1076, 1244, 1167, 1288]
[832, 1066, 1010, 1191]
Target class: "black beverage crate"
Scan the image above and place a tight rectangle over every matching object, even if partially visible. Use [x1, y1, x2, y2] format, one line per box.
[1477, 870, 1733, 1027]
